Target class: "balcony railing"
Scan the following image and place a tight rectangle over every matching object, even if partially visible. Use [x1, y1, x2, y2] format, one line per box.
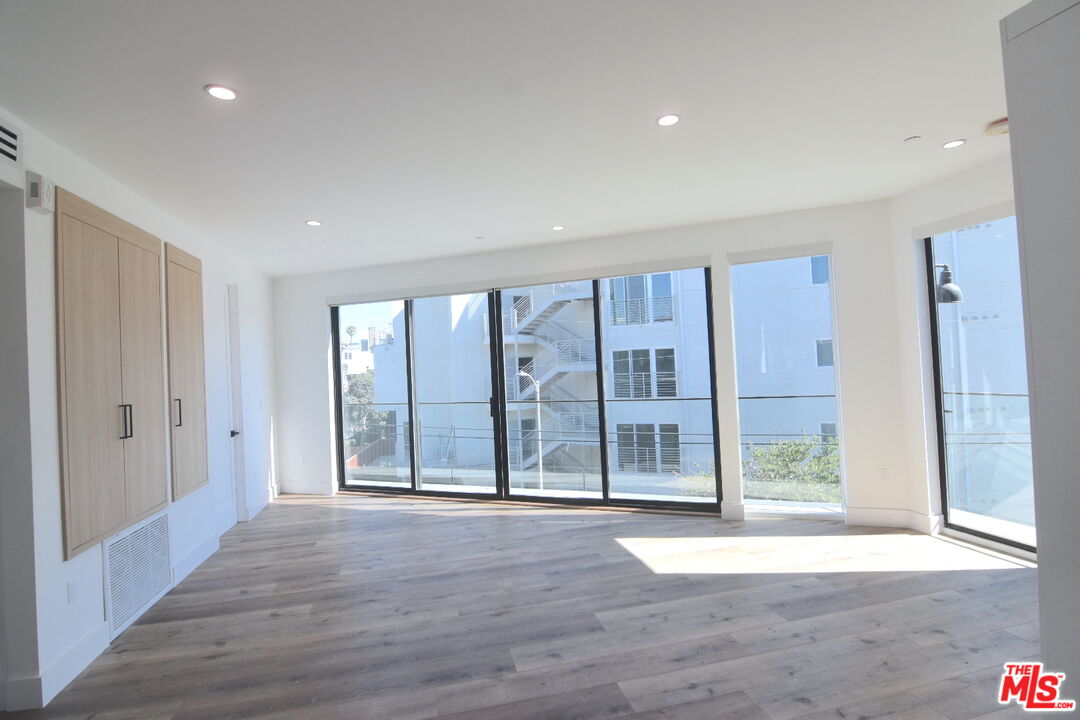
[369, 325, 394, 347]
[609, 296, 674, 325]
[612, 371, 677, 399]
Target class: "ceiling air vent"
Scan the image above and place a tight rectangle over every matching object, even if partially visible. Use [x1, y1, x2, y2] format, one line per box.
[104, 514, 173, 638]
[0, 117, 21, 169]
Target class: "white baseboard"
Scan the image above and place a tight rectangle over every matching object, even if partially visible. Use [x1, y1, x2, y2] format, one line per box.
[5, 523, 229, 711]
[173, 531, 221, 586]
[720, 500, 745, 521]
[278, 481, 334, 496]
[845, 506, 943, 535]
[246, 490, 270, 521]
[4, 620, 110, 710]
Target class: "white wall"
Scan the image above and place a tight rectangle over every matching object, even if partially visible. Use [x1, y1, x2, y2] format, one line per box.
[1003, 0, 1080, 685]
[273, 161, 1017, 529]
[0, 104, 277, 710]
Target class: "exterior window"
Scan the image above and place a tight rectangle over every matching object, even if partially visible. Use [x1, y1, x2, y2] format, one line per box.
[335, 266, 719, 506]
[816, 339, 834, 367]
[616, 423, 657, 473]
[732, 255, 842, 505]
[608, 273, 675, 325]
[612, 349, 652, 398]
[613, 348, 676, 398]
[659, 423, 681, 473]
[651, 273, 674, 321]
[928, 216, 1035, 548]
[811, 255, 830, 285]
[655, 348, 677, 397]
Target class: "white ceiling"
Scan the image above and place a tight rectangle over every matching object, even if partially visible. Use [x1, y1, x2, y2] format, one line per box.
[0, 0, 1024, 276]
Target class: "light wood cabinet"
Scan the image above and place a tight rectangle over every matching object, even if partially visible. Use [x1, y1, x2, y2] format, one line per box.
[166, 244, 209, 499]
[56, 190, 169, 558]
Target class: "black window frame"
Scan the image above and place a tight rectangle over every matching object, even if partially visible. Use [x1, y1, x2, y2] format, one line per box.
[331, 266, 724, 513]
[923, 237, 1036, 553]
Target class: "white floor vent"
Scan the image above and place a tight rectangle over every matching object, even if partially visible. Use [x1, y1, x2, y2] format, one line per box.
[104, 514, 172, 637]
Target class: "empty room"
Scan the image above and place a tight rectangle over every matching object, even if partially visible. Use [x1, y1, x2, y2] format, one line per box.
[1, 1, 1078, 718]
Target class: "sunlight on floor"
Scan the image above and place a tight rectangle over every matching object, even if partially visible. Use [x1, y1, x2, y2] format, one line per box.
[616, 533, 1030, 574]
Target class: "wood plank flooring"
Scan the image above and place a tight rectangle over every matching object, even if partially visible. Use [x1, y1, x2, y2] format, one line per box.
[6, 494, 1039, 720]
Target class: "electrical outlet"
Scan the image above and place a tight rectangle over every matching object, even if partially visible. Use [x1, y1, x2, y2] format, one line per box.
[66, 581, 77, 605]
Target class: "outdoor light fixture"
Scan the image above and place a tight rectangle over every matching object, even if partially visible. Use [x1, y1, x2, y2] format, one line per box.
[935, 263, 964, 303]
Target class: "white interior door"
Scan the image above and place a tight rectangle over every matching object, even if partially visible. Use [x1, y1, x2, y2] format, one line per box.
[203, 276, 244, 523]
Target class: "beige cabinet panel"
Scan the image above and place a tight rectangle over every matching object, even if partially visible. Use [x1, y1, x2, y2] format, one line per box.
[119, 238, 168, 519]
[166, 250, 209, 499]
[58, 212, 127, 553]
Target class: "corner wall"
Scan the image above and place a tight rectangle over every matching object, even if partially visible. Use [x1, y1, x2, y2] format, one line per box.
[0, 104, 277, 710]
[272, 159, 1016, 527]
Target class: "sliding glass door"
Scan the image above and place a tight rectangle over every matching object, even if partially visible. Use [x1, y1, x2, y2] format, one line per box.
[334, 300, 411, 488]
[927, 217, 1036, 549]
[333, 266, 721, 509]
[499, 281, 602, 499]
[411, 294, 498, 493]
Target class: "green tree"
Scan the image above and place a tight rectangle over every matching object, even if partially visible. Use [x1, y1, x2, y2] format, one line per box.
[742, 435, 841, 502]
[345, 325, 358, 344]
[344, 370, 390, 447]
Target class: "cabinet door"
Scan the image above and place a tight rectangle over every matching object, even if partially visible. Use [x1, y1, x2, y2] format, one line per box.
[167, 254, 209, 499]
[58, 213, 127, 553]
[119, 238, 168, 518]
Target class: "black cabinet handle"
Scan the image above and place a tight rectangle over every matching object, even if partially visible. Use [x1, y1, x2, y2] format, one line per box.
[119, 404, 133, 439]
[230, 430, 240, 437]
[127, 404, 134, 439]
[175, 398, 183, 427]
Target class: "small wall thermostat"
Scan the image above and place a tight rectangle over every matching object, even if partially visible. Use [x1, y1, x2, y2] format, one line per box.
[26, 171, 55, 214]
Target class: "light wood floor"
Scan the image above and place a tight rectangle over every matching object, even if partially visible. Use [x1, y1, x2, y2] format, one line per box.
[9, 494, 1039, 720]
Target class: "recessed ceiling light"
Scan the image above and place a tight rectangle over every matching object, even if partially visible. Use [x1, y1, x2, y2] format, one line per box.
[657, 114, 680, 127]
[204, 85, 237, 101]
[551, 225, 565, 231]
[305, 220, 321, 227]
[942, 139, 966, 149]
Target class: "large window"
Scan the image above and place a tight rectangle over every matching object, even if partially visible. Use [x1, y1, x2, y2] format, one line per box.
[412, 294, 498, 493]
[927, 217, 1035, 549]
[731, 255, 843, 506]
[334, 300, 411, 488]
[499, 281, 602, 499]
[333, 267, 720, 509]
[602, 269, 718, 502]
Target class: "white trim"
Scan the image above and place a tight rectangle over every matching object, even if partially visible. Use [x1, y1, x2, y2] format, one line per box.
[247, 490, 271, 520]
[172, 532, 220, 587]
[727, 241, 833, 266]
[4, 621, 109, 710]
[720, 500, 745, 520]
[325, 256, 710, 308]
[844, 506, 942, 534]
[910, 200, 1015, 242]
